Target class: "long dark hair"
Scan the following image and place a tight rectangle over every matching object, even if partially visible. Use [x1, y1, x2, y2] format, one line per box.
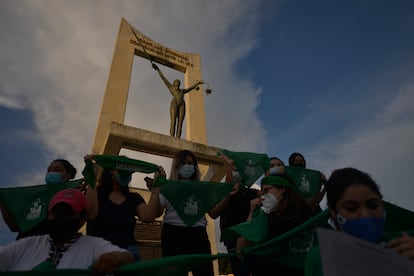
[288, 152, 306, 167]
[269, 174, 312, 219]
[270, 156, 285, 166]
[99, 169, 130, 196]
[267, 174, 313, 238]
[326, 167, 382, 211]
[53, 159, 77, 179]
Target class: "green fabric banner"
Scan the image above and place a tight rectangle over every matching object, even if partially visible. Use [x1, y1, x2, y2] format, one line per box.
[240, 201, 414, 270]
[92, 155, 159, 173]
[1, 202, 413, 275]
[0, 270, 90, 276]
[82, 155, 160, 187]
[0, 180, 83, 232]
[0, 254, 230, 276]
[243, 210, 330, 269]
[221, 208, 269, 244]
[159, 179, 233, 226]
[118, 253, 227, 275]
[383, 201, 414, 232]
[284, 166, 321, 199]
[220, 149, 270, 188]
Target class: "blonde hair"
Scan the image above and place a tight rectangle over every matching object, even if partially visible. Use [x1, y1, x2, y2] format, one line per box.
[169, 150, 201, 181]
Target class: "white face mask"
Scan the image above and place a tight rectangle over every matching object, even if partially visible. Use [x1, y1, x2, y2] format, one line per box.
[269, 166, 281, 175]
[232, 171, 243, 183]
[260, 193, 279, 214]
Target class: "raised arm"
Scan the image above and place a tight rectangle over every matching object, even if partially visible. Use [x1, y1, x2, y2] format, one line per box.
[208, 183, 239, 219]
[183, 80, 203, 94]
[208, 153, 239, 219]
[84, 155, 99, 220]
[136, 166, 166, 222]
[92, 251, 134, 276]
[0, 203, 19, 232]
[152, 63, 173, 91]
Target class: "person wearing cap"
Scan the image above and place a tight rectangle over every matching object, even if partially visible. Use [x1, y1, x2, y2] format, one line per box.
[235, 174, 313, 276]
[0, 188, 133, 273]
[0, 159, 78, 240]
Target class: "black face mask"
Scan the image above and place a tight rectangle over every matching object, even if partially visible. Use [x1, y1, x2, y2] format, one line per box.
[294, 162, 306, 168]
[48, 218, 81, 243]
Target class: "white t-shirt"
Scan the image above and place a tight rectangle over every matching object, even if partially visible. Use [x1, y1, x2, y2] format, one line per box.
[159, 193, 207, 227]
[0, 234, 128, 271]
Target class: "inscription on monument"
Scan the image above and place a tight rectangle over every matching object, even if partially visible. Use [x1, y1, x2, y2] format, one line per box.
[130, 38, 193, 67]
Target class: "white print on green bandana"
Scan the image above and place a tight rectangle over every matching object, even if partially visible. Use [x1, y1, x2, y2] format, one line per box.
[25, 198, 46, 221]
[244, 160, 256, 176]
[183, 195, 199, 216]
[299, 174, 311, 193]
[288, 229, 315, 254]
[116, 163, 141, 172]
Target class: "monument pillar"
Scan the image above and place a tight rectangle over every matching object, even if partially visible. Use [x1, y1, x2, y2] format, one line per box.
[91, 17, 225, 275]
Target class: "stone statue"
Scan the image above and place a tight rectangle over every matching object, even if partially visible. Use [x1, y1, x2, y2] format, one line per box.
[152, 63, 203, 138]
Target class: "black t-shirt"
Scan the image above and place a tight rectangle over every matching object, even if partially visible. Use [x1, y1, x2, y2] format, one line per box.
[220, 188, 259, 230]
[87, 190, 145, 248]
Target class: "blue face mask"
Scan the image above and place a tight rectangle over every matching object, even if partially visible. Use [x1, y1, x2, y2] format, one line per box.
[115, 174, 132, 187]
[269, 166, 281, 175]
[337, 213, 385, 243]
[45, 172, 63, 184]
[179, 164, 195, 179]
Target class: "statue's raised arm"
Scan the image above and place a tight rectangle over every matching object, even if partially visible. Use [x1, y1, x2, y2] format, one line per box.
[153, 64, 173, 94]
[183, 80, 204, 94]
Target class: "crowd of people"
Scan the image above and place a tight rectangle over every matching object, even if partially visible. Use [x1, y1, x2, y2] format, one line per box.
[1, 151, 414, 275]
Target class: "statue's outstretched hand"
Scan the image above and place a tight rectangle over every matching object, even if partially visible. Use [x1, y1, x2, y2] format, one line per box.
[152, 63, 159, 71]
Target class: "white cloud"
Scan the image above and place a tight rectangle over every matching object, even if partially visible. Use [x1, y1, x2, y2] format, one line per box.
[309, 85, 414, 211]
[0, 1, 268, 176]
[0, 94, 24, 110]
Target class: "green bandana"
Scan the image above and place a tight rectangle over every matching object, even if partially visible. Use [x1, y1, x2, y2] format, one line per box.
[220, 149, 270, 187]
[0, 180, 82, 232]
[221, 208, 269, 244]
[261, 176, 293, 188]
[241, 201, 414, 270]
[1, 201, 413, 276]
[82, 155, 160, 187]
[159, 179, 233, 226]
[31, 260, 56, 271]
[119, 253, 226, 275]
[244, 209, 330, 269]
[284, 166, 322, 199]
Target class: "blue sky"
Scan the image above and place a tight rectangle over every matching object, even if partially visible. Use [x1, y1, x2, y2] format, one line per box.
[1, 0, 413, 246]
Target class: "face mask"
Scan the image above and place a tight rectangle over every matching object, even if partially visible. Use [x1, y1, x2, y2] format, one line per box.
[232, 171, 243, 183]
[260, 193, 279, 214]
[115, 174, 132, 187]
[45, 172, 63, 184]
[269, 166, 281, 175]
[293, 163, 306, 168]
[48, 218, 81, 243]
[179, 164, 195, 179]
[336, 213, 385, 243]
